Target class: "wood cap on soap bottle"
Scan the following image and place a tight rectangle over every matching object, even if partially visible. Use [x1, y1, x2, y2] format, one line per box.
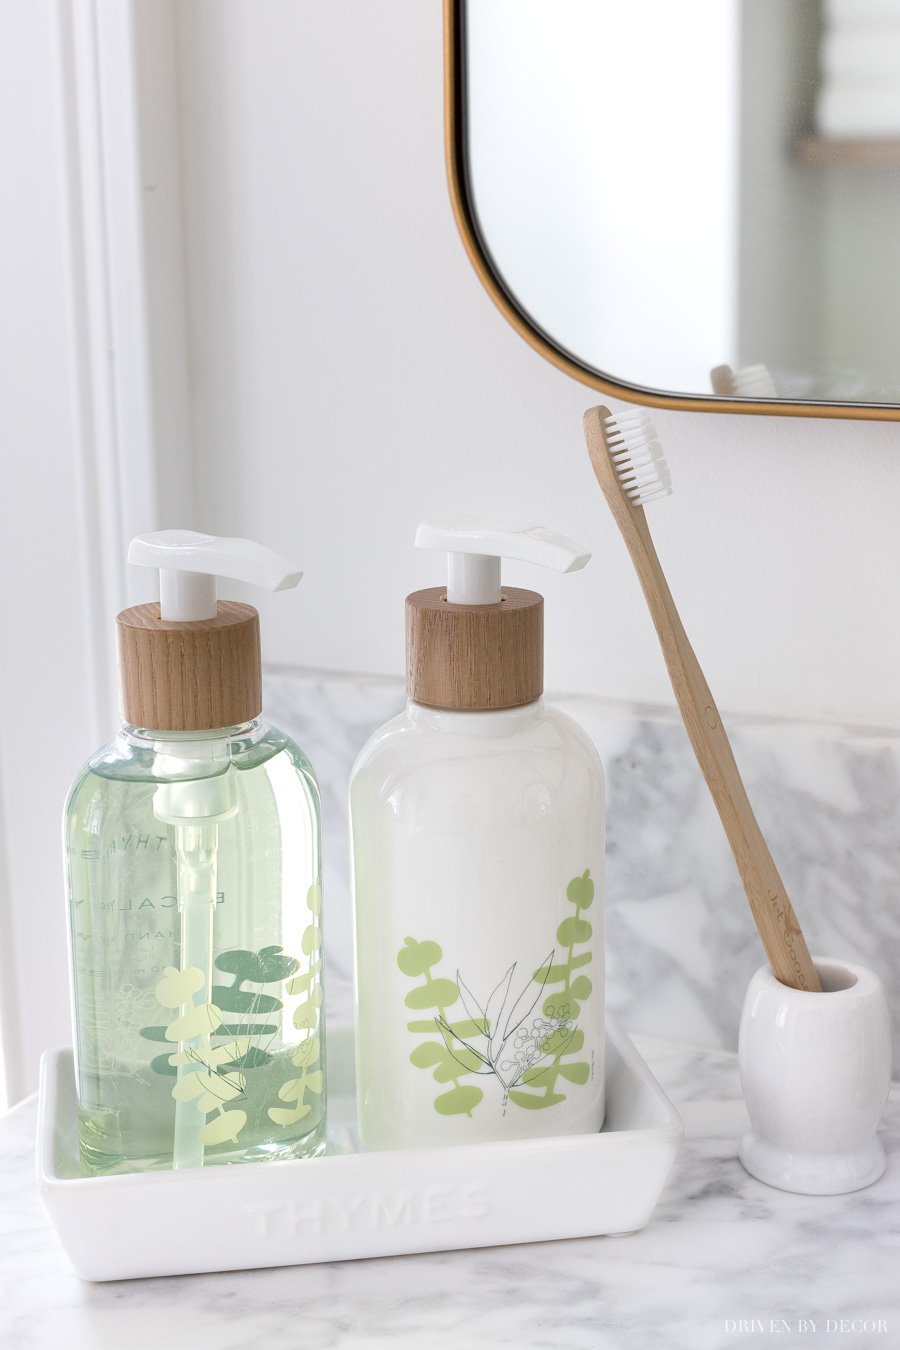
[408, 517, 590, 711]
[406, 587, 543, 710]
[117, 601, 262, 731]
[119, 529, 303, 731]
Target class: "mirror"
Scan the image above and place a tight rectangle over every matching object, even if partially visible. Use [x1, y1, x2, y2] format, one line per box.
[447, 0, 900, 417]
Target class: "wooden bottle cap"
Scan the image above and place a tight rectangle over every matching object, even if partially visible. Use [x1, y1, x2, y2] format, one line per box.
[406, 587, 543, 710]
[116, 601, 262, 731]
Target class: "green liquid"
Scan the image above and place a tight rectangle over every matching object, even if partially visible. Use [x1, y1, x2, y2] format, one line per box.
[65, 721, 326, 1175]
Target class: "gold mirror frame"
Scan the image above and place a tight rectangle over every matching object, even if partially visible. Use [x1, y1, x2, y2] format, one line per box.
[444, 0, 900, 422]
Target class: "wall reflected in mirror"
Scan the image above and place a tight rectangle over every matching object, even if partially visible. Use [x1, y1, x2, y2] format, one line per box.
[465, 0, 900, 403]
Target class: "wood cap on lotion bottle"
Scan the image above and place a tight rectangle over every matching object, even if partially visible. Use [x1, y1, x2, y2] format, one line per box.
[117, 530, 302, 732]
[407, 517, 591, 711]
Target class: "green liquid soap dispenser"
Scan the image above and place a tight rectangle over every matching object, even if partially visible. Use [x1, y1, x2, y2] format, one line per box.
[349, 517, 606, 1151]
[65, 530, 326, 1175]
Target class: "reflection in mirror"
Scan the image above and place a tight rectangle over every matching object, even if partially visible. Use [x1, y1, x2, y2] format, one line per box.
[464, 0, 900, 404]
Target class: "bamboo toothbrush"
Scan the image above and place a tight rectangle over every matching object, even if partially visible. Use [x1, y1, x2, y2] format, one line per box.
[583, 405, 821, 992]
[711, 364, 778, 399]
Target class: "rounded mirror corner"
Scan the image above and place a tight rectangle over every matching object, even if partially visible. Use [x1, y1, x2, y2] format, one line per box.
[443, 0, 900, 423]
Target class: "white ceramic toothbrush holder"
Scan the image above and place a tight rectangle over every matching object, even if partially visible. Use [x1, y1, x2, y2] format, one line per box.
[738, 957, 893, 1195]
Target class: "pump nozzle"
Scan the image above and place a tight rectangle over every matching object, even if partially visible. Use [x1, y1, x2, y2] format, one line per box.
[128, 529, 302, 622]
[415, 516, 590, 604]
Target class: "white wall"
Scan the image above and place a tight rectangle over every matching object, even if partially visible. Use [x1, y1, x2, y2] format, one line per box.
[176, 0, 900, 729]
[0, 0, 108, 1104]
[0, 0, 189, 1102]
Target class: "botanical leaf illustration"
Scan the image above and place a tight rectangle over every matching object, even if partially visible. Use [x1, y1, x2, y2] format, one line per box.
[437, 954, 557, 1093]
[142, 930, 317, 1149]
[406, 1017, 485, 1037]
[152, 966, 247, 1147]
[557, 917, 592, 947]
[565, 871, 595, 910]
[501, 955, 554, 1042]
[221, 1045, 274, 1071]
[397, 870, 596, 1116]
[211, 986, 283, 1015]
[139, 1025, 173, 1043]
[267, 884, 324, 1131]
[214, 946, 301, 985]
[301, 926, 321, 955]
[398, 939, 442, 977]
[269, 1062, 323, 1126]
[199, 1109, 248, 1146]
[483, 966, 515, 1061]
[397, 937, 484, 1117]
[165, 1002, 223, 1042]
[292, 983, 322, 1033]
[171, 1067, 245, 1110]
[434, 1084, 483, 1116]
[404, 978, 460, 1010]
[167, 1038, 253, 1069]
[156, 966, 205, 1009]
[150, 1053, 178, 1077]
[508, 869, 595, 1111]
[285, 969, 318, 996]
[432, 1021, 492, 1074]
[212, 1022, 279, 1039]
[455, 973, 486, 1028]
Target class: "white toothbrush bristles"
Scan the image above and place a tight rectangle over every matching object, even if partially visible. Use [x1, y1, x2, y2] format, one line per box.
[602, 409, 673, 506]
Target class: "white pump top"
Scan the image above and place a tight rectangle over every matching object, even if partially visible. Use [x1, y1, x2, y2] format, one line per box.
[128, 530, 302, 621]
[415, 516, 590, 605]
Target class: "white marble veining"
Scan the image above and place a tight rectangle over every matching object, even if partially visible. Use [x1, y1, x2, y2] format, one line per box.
[263, 669, 900, 1073]
[264, 670, 407, 1002]
[4, 670, 893, 1345]
[1, 1035, 897, 1349]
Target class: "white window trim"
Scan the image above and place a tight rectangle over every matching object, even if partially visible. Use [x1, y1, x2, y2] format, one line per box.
[0, 0, 192, 1102]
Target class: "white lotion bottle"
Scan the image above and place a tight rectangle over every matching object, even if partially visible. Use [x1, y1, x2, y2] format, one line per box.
[350, 517, 605, 1150]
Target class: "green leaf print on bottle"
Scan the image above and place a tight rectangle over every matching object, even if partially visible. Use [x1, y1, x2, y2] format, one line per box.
[398, 871, 594, 1118]
[397, 937, 485, 1117]
[140, 903, 323, 1142]
[155, 965, 250, 1147]
[507, 869, 594, 1111]
[141, 945, 299, 1078]
[268, 884, 324, 1128]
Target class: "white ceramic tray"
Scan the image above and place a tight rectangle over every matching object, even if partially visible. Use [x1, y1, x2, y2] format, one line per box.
[37, 1017, 683, 1282]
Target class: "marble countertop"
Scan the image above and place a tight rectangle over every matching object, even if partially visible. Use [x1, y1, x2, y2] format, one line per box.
[2, 1033, 898, 1350]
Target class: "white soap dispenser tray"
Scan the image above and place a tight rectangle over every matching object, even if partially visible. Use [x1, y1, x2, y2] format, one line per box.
[37, 1017, 683, 1282]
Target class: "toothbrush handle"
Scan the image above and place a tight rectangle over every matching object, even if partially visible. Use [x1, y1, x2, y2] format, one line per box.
[587, 434, 820, 992]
